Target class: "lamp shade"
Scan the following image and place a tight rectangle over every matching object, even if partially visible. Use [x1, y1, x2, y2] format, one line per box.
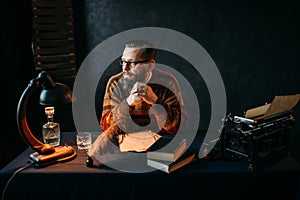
[40, 82, 73, 105]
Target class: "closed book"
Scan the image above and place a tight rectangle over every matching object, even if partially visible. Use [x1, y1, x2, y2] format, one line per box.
[147, 138, 187, 162]
[147, 150, 196, 174]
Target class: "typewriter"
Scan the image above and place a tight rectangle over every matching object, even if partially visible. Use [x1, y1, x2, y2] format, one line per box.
[219, 95, 299, 171]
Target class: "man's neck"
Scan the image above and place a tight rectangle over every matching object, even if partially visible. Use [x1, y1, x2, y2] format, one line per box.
[144, 71, 152, 84]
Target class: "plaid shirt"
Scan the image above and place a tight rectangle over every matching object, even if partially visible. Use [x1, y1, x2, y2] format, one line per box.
[100, 68, 187, 138]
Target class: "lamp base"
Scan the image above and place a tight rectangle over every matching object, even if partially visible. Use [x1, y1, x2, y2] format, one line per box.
[29, 144, 77, 167]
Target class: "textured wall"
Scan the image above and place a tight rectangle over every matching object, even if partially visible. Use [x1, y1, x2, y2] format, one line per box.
[73, 0, 300, 128]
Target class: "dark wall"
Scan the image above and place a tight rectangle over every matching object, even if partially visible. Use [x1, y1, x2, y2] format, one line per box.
[73, 0, 300, 128]
[0, 1, 34, 169]
[76, 0, 299, 102]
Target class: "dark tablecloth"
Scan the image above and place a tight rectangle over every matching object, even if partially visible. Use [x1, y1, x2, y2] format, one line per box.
[1, 132, 299, 200]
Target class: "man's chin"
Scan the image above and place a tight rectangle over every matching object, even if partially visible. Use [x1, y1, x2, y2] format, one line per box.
[123, 75, 131, 79]
[123, 73, 145, 83]
[123, 73, 134, 80]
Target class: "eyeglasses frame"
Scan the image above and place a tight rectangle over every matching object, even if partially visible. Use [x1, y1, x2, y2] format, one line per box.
[119, 59, 151, 68]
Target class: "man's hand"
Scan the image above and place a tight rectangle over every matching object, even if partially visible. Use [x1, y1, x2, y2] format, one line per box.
[126, 82, 158, 106]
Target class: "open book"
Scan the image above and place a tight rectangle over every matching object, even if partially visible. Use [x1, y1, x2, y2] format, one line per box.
[147, 150, 196, 174]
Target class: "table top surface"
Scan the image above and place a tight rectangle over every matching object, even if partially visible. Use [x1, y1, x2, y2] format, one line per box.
[1, 132, 300, 175]
[1, 132, 300, 200]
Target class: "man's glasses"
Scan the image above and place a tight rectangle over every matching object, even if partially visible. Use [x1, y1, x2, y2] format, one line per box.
[119, 59, 150, 68]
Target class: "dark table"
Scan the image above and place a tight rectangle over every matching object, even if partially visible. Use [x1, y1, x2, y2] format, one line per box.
[1, 132, 300, 200]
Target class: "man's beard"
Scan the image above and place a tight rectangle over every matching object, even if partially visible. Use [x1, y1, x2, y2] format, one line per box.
[121, 77, 135, 92]
[121, 73, 146, 92]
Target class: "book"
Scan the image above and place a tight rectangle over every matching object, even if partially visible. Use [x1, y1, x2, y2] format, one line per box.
[147, 150, 197, 174]
[146, 138, 187, 162]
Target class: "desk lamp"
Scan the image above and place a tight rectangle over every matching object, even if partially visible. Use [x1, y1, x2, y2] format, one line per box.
[17, 71, 76, 166]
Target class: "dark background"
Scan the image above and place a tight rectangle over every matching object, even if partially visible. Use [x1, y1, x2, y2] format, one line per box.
[0, 0, 299, 170]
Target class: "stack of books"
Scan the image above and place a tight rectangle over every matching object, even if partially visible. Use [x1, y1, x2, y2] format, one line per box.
[146, 138, 197, 173]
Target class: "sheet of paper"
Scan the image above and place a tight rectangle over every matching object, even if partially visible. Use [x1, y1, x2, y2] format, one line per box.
[119, 130, 161, 152]
[264, 94, 300, 117]
[245, 94, 300, 119]
[245, 103, 271, 118]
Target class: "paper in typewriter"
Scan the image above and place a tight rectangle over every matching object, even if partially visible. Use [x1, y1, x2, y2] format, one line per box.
[245, 94, 300, 119]
[264, 94, 300, 117]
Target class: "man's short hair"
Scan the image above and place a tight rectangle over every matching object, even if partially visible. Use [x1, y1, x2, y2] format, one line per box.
[125, 40, 156, 61]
